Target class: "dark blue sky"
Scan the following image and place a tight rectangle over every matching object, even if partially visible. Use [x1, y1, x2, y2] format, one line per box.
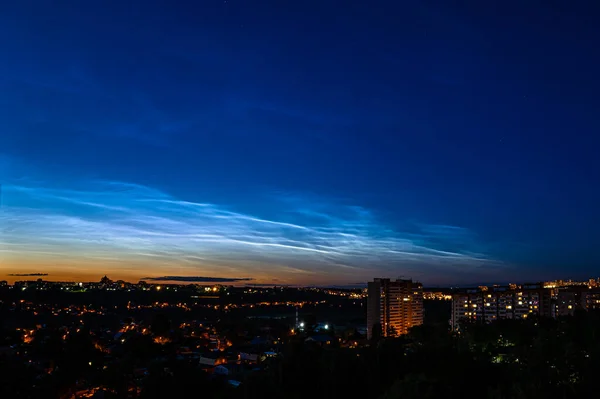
[1, 1, 599, 285]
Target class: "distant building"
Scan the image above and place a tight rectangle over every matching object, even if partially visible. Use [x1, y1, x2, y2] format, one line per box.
[199, 353, 227, 367]
[583, 289, 600, 311]
[555, 286, 589, 316]
[367, 278, 423, 339]
[451, 284, 552, 330]
[305, 335, 334, 346]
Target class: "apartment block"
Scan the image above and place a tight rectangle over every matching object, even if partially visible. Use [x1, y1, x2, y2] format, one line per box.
[367, 278, 423, 338]
[451, 284, 552, 330]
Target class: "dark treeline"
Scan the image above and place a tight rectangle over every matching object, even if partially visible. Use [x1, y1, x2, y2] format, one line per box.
[243, 310, 600, 399]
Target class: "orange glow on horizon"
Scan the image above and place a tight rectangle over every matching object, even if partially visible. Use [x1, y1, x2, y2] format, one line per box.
[0, 262, 325, 286]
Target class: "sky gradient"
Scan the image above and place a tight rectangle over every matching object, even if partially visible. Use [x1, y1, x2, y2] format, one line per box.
[1, 1, 599, 285]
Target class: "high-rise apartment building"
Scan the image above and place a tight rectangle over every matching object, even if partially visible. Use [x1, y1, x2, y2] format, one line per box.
[450, 284, 552, 330]
[583, 289, 600, 311]
[552, 286, 600, 316]
[367, 278, 423, 339]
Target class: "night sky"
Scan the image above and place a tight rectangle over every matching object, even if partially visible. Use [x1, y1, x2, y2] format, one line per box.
[1, 1, 599, 286]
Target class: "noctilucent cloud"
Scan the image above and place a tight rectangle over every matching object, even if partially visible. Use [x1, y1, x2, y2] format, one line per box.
[1, 1, 599, 285]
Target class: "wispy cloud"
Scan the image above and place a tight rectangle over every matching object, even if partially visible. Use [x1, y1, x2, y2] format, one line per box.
[143, 276, 253, 283]
[0, 181, 506, 284]
[8, 273, 48, 276]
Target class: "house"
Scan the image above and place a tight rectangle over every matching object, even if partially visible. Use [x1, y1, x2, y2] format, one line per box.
[239, 352, 259, 363]
[199, 352, 227, 367]
[305, 335, 334, 345]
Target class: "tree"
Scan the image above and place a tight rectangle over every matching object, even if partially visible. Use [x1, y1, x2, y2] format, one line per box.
[150, 313, 171, 337]
[371, 323, 382, 344]
[386, 325, 397, 337]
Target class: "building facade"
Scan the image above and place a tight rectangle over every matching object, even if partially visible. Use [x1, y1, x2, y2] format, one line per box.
[367, 278, 423, 339]
[554, 287, 600, 316]
[450, 284, 552, 330]
[583, 289, 600, 310]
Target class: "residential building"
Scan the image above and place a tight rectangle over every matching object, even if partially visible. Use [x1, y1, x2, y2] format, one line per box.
[451, 284, 552, 330]
[555, 287, 588, 316]
[584, 289, 600, 310]
[367, 278, 423, 338]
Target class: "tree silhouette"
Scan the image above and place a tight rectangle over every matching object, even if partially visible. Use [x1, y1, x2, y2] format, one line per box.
[150, 313, 171, 337]
[371, 323, 382, 343]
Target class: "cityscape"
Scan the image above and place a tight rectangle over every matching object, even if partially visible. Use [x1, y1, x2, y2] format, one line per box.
[2, 275, 600, 397]
[2, 1, 600, 398]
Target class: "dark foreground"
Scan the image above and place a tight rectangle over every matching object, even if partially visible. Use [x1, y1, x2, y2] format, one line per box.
[2, 287, 600, 398]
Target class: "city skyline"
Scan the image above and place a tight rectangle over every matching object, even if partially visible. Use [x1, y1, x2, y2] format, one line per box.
[2, 2, 599, 285]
